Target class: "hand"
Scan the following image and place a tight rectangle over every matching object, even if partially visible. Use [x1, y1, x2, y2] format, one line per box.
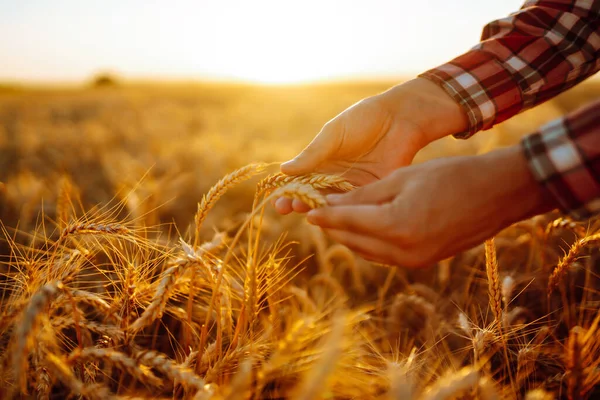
[305, 145, 555, 268]
[275, 77, 468, 214]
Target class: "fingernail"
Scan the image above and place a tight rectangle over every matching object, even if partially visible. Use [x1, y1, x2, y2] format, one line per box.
[326, 194, 343, 204]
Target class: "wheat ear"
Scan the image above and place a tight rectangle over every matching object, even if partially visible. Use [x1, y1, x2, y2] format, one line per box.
[13, 281, 64, 390]
[484, 239, 502, 325]
[68, 348, 163, 388]
[566, 326, 583, 400]
[525, 389, 555, 400]
[421, 367, 479, 400]
[194, 162, 268, 247]
[130, 234, 225, 333]
[136, 350, 205, 390]
[45, 353, 114, 400]
[128, 258, 197, 332]
[59, 222, 130, 241]
[257, 172, 354, 195]
[548, 233, 600, 296]
[290, 315, 346, 400]
[56, 175, 73, 230]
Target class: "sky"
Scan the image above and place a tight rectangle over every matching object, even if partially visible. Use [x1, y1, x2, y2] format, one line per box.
[0, 0, 526, 84]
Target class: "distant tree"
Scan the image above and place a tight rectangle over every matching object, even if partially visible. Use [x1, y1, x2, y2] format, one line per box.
[0, 83, 20, 93]
[91, 73, 119, 88]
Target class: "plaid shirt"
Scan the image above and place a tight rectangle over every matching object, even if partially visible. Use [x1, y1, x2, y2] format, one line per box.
[419, 0, 600, 219]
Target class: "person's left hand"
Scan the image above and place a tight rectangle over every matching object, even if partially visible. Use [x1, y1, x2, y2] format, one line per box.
[306, 145, 555, 268]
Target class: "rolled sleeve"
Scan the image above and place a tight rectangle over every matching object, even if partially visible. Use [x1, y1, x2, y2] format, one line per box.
[419, 50, 523, 138]
[521, 100, 600, 220]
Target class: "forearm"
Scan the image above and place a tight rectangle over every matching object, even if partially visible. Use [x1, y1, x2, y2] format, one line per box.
[419, 0, 600, 139]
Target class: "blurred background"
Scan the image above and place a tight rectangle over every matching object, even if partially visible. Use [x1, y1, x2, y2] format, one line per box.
[0, 0, 598, 237]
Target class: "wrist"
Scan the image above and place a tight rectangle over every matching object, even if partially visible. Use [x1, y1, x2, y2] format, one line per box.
[378, 78, 469, 145]
[482, 145, 556, 227]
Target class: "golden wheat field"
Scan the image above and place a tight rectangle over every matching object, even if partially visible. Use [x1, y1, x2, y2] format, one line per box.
[1, 80, 600, 400]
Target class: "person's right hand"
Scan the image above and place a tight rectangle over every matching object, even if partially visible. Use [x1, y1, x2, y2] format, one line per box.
[275, 77, 469, 214]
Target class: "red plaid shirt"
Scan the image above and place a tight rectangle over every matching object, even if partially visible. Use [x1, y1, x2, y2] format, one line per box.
[420, 0, 600, 219]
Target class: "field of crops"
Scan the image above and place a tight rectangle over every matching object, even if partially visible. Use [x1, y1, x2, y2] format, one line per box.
[1, 80, 600, 399]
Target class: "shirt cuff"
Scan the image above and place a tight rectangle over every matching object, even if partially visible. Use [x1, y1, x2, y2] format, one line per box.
[521, 102, 600, 220]
[419, 49, 523, 139]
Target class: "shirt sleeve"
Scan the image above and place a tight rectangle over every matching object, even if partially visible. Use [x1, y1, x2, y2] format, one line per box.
[419, 0, 600, 139]
[521, 99, 600, 220]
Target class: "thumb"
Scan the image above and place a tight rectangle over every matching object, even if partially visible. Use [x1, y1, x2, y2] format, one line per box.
[281, 121, 341, 175]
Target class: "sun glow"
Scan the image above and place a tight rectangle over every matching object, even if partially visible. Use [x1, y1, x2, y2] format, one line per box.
[0, 0, 525, 84]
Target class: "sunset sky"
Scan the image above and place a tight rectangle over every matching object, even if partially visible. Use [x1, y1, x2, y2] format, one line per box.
[1, 0, 526, 84]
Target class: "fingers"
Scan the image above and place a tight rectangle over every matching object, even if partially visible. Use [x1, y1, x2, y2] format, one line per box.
[307, 204, 391, 235]
[274, 198, 317, 214]
[292, 199, 312, 213]
[327, 173, 399, 206]
[274, 197, 293, 215]
[322, 228, 400, 265]
[281, 120, 341, 176]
